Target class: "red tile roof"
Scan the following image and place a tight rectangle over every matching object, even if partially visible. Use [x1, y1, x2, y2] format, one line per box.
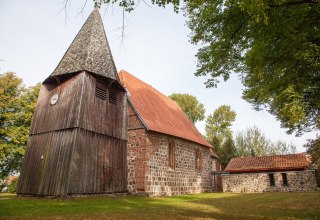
[225, 153, 309, 173]
[119, 70, 212, 148]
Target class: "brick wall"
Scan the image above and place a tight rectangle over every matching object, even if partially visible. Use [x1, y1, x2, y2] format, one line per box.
[222, 170, 317, 193]
[127, 129, 212, 196]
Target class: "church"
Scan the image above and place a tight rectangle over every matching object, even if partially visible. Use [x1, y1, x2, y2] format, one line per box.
[17, 9, 219, 196]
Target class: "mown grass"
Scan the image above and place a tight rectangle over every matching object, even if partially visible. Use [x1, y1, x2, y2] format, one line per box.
[0, 192, 319, 219]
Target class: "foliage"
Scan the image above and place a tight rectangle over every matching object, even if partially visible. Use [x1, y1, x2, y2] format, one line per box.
[186, 0, 320, 135]
[305, 135, 320, 169]
[93, 0, 186, 12]
[235, 126, 296, 157]
[0, 72, 40, 181]
[205, 105, 236, 168]
[217, 137, 237, 169]
[205, 105, 236, 145]
[169, 93, 205, 124]
[7, 177, 18, 193]
[1, 192, 320, 219]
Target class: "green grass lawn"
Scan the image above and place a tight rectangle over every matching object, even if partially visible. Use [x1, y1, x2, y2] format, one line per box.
[0, 192, 319, 220]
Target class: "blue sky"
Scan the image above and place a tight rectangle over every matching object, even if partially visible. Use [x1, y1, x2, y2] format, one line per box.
[0, 0, 316, 151]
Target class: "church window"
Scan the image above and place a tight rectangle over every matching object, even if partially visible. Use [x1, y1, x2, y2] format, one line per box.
[195, 149, 202, 172]
[168, 140, 175, 169]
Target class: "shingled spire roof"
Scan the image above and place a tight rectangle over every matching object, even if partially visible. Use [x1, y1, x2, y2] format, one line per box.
[49, 9, 118, 80]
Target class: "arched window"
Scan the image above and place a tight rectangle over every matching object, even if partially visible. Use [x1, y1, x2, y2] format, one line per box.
[195, 149, 202, 172]
[168, 139, 175, 170]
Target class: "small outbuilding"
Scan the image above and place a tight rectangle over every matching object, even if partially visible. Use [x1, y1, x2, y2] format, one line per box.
[222, 153, 317, 193]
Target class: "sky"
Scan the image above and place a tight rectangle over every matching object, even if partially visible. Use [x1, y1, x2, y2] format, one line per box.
[0, 0, 317, 152]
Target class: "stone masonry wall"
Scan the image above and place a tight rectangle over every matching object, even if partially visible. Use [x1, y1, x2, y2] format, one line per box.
[222, 170, 317, 193]
[127, 129, 212, 196]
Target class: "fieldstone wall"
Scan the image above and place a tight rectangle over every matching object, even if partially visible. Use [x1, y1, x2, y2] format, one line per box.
[127, 129, 212, 196]
[222, 170, 317, 193]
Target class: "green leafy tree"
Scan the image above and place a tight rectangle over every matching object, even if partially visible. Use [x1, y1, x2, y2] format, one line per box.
[305, 135, 320, 167]
[205, 105, 237, 168]
[235, 126, 296, 157]
[205, 105, 236, 145]
[0, 72, 40, 182]
[169, 93, 205, 124]
[219, 137, 238, 169]
[186, 0, 320, 135]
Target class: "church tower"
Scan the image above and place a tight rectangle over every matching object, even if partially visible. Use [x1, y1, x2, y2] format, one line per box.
[17, 9, 128, 196]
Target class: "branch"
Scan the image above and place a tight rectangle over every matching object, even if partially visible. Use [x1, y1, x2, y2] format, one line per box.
[230, 15, 253, 42]
[57, 0, 69, 24]
[77, 0, 88, 17]
[268, 0, 319, 7]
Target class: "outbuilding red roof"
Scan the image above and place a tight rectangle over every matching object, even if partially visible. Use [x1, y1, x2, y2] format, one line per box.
[225, 153, 309, 173]
[119, 70, 212, 148]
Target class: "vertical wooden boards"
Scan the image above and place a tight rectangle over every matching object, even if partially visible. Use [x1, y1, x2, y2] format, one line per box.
[78, 72, 127, 140]
[30, 73, 83, 134]
[18, 71, 128, 196]
[18, 129, 76, 195]
[19, 128, 127, 195]
[67, 129, 127, 194]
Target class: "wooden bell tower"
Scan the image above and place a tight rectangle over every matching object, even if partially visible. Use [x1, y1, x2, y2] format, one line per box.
[17, 9, 128, 196]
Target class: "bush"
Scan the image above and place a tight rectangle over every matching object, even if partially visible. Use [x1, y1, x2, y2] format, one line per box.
[8, 177, 18, 193]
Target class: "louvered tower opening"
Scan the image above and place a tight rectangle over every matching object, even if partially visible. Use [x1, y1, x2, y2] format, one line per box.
[95, 79, 107, 100]
[109, 85, 118, 105]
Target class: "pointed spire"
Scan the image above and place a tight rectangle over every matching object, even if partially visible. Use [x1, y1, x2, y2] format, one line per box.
[50, 9, 118, 80]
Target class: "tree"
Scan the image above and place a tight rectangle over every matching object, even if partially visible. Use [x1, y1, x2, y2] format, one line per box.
[0, 72, 40, 182]
[305, 135, 320, 168]
[169, 93, 205, 124]
[218, 137, 238, 169]
[186, 0, 320, 135]
[235, 126, 296, 157]
[205, 105, 237, 168]
[205, 105, 236, 145]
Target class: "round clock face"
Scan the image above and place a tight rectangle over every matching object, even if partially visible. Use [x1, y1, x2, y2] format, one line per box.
[50, 94, 59, 105]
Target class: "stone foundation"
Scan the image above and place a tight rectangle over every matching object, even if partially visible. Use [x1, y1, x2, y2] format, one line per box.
[127, 129, 212, 196]
[222, 170, 317, 193]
